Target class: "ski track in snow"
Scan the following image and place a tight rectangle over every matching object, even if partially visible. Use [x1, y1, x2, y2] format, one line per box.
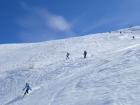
[1, 26, 140, 105]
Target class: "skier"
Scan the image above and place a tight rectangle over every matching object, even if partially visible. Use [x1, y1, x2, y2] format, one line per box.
[132, 36, 135, 40]
[23, 83, 32, 96]
[66, 52, 70, 60]
[83, 51, 87, 58]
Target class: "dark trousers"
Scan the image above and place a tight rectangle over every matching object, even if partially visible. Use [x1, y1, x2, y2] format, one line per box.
[84, 55, 86, 58]
[24, 89, 29, 95]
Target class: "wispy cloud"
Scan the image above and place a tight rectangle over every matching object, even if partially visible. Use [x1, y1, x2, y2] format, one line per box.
[81, 14, 129, 34]
[17, 0, 140, 42]
[76, 0, 140, 34]
[17, 2, 75, 42]
[47, 14, 71, 31]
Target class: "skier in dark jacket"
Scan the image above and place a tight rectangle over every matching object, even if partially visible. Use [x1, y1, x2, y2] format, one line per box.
[66, 52, 70, 60]
[23, 83, 32, 96]
[132, 36, 135, 40]
[83, 51, 87, 58]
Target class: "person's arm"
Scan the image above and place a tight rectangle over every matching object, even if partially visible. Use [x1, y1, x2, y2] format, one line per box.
[22, 86, 26, 91]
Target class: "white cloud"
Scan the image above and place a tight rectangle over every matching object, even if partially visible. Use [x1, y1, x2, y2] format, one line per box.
[17, 2, 75, 42]
[37, 9, 71, 31]
[47, 15, 71, 31]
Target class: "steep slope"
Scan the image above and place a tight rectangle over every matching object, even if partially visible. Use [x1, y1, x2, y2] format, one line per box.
[0, 26, 140, 105]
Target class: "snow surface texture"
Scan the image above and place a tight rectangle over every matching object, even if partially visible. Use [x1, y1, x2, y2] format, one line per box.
[0, 26, 140, 105]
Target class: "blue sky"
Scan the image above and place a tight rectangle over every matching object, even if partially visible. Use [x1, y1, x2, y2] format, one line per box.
[0, 0, 140, 43]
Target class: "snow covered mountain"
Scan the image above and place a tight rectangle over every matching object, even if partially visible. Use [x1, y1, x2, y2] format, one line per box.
[1, 26, 140, 105]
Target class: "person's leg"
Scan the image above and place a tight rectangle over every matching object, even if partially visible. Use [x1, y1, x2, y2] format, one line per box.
[24, 91, 27, 95]
[27, 89, 29, 94]
[85, 55, 86, 58]
[66, 56, 69, 60]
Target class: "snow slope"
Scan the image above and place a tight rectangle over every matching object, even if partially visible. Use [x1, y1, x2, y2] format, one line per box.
[0, 26, 140, 105]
